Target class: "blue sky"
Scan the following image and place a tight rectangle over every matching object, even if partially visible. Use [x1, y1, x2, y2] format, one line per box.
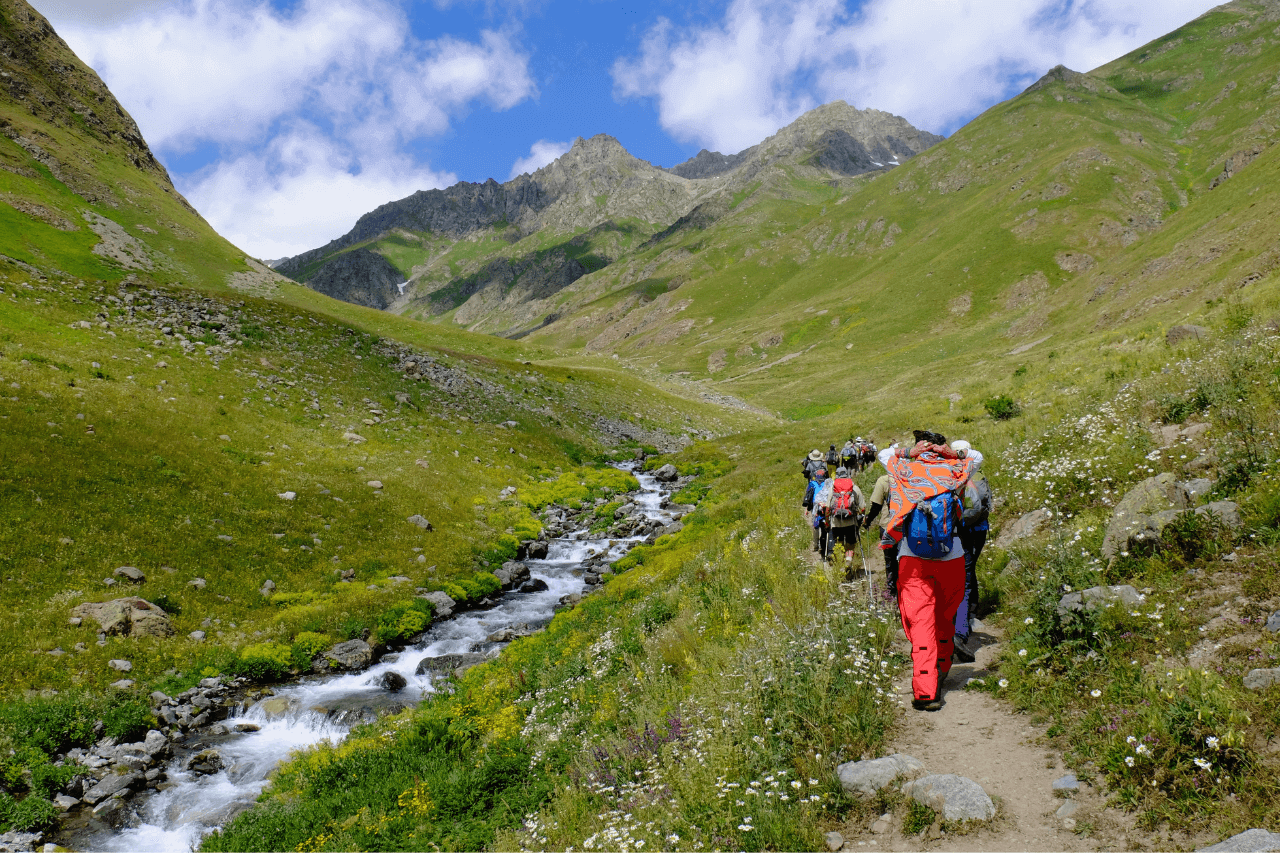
[38, 0, 1219, 259]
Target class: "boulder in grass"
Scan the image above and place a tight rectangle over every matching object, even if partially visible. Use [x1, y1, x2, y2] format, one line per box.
[992, 509, 1050, 550]
[1057, 584, 1143, 616]
[902, 774, 996, 822]
[420, 591, 455, 618]
[1102, 474, 1190, 559]
[1266, 612, 1280, 634]
[837, 753, 925, 795]
[1166, 324, 1210, 346]
[113, 566, 145, 584]
[72, 598, 174, 638]
[406, 514, 432, 530]
[1243, 669, 1280, 691]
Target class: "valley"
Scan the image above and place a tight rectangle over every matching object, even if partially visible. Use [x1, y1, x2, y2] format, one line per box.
[2, 0, 1280, 850]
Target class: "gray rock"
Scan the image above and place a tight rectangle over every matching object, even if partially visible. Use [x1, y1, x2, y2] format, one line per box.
[1243, 668, 1280, 691]
[82, 771, 143, 804]
[144, 730, 168, 756]
[902, 774, 996, 822]
[1056, 800, 1080, 819]
[494, 561, 530, 589]
[185, 749, 224, 775]
[322, 639, 374, 671]
[824, 830, 844, 851]
[54, 793, 79, 811]
[1057, 584, 1143, 616]
[1199, 829, 1280, 852]
[524, 540, 549, 559]
[518, 578, 549, 593]
[233, 723, 261, 733]
[420, 591, 455, 617]
[113, 566, 145, 583]
[1167, 324, 1210, 346]
[1196, 501, 1242, 530]
[189, 630, 206, 642]
[71, 597, 174, 638]
[1102, 474, 1191, 559]
[1182, 478, 1214, 499]
[110, 679, 135, 690]
[406, 514, 433, 530]
[1186, 452, 1217, 475]
[107, 659, 132, 672]
[188, 578, 206, 589]
[1052, 773, 1080, 794]
[1266, 612, 1280, 634]
[367, 480, 383, 490]
[378, 671, 407, 693]
[653, 463, 679, 482]
[0, 831, 43, 851]
[993, 508, 1050, 550]
[301, 248, 405, 310]
[837, 753, 924, 795]
[259, 580, 276, 596]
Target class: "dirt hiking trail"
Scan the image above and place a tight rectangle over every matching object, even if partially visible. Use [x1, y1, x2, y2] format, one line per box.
[814, 556, 1216, 852]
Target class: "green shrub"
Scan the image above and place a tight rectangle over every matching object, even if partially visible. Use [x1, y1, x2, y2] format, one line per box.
[902, 798, 937, 835]
[983, 394, 1022, 420]
[0, 792, 59, 833]
[480, 534, 520, 566]
[236, 643, 294, 682]
[101, 699, 153, 743]
[28, 761, 75, 799]
[272, 591, 321, 608]
[0, 695, 97, 756]
[371, 600, 436, 646]
[440, 582, 469, 603]
[290, 632, 333, 668]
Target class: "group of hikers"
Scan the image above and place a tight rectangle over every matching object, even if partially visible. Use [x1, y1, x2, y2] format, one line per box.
[800, 429, 992, 712]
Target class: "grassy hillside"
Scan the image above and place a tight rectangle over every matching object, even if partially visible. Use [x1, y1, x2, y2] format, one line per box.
[527, 0, 1280, 422]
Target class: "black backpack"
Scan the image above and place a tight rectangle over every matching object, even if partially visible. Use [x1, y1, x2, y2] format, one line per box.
[962, 474, 992, 527]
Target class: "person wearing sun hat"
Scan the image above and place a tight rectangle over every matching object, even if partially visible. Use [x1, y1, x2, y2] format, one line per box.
[876, 430, 982, 711]
[802, 448, 824, 481]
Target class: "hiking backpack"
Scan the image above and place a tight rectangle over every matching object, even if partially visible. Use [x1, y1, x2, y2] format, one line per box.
[962, 474, 992, 527]
[830, 477, 859, 521]
[803, 457, 823, 480]
[839, 445, 857, 468]
[904, 491, 960, 559]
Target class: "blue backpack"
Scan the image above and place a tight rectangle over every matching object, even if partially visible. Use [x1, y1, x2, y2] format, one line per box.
[904, 491, 960, 559]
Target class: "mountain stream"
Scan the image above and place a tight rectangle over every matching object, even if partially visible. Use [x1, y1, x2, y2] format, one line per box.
[71, 464, 678, 852]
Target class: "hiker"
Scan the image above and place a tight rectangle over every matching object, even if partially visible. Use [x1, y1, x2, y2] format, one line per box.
[823, 466, 864, 575]
[802, 448, 824, 482]
[950, 440, 992, 663]
[862, 466, 898, 600]
[839, 440, 859, 472]
[825, 444, 840, 469]
[859, 439, 877, 472]
[802, 465, 829, 552]
[877, 430, 981, 711]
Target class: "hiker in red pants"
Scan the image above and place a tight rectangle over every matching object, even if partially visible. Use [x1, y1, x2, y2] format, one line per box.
[878, 430, 980, 711]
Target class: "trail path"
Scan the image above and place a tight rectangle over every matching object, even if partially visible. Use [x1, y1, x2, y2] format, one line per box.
[810, 548, 1210, 852]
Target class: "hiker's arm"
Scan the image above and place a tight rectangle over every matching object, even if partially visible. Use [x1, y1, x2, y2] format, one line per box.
[863, 502, 883, 528]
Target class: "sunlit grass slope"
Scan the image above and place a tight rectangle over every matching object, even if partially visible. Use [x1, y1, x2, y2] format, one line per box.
[528, 0, 1280, 419]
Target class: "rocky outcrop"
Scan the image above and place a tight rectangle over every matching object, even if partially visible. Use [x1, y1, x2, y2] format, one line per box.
[993, 509, 1050, 549]
[71, 597, 174, 638]
[1199, 828, 1280, 851]
[1057, 584, 1143, 616]
[319, 639, 374, 671]
[304, 248, 403, 309]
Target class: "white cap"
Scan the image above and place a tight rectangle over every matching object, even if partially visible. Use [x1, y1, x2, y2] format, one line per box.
[952, 440, 971, 454]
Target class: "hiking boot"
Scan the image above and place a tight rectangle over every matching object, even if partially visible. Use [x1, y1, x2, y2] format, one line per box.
[953, 635, 976, 664]
[911, 697, 944, 712]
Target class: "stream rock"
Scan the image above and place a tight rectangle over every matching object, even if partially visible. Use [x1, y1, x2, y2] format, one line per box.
[415, 653, 488, 678]
[319, 639, 374, 671]
[837, 753, 924, 795]
[518, 578, 549, 593]
[82, 771, 144, 804]
[419, 591, 455, 618]
[378, 671, 407, 693]
[71, 597, 174, 638]
[653, 463, 679, 482]
[902, 774, 996, 821]
[494, 561, 530, 589]
[185, 749, 224, 775]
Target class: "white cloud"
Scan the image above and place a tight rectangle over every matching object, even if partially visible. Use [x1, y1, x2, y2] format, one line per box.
[48, 0, 535, 256]
[182, 122, 456, 260]
[613, 0, 1221, 155]
[508, 139, 571, 179]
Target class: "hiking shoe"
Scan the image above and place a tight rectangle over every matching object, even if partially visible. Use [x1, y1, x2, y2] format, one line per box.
[911, 697, 944, 712]
[953, 635, 976, 664]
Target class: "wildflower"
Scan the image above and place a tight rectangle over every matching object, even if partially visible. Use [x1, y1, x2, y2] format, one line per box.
[1126, 735, 1137, 745]
[738, 824, 753, 831]
[1090, 689, 1102, 698]
[1024, 617, 1034, 625]
[998, 678, 1009, 688]
[1206, 736, 1220, 749]
[1124, 756, 1135, 767]
[1136, 744, 1151, 756]
[1194, 757, 1212, 771]
[1018, 648, 1028, 657]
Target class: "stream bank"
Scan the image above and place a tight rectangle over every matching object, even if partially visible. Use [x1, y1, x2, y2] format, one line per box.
[45, 464, 689, 853]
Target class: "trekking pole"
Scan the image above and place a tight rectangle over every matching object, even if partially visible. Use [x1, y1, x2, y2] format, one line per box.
[858, 529, 875, 610]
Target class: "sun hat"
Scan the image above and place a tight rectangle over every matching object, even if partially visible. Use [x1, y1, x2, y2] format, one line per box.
[808, 449, 823, 461]
[952, 440, 971, 454]
[835, 466, 849, 476]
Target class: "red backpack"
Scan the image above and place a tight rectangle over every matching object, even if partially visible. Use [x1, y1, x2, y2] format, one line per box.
[831, 477, 858, 520]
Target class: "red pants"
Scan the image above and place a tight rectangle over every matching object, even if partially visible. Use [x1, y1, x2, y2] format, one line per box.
[897, 554, 966, 701]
